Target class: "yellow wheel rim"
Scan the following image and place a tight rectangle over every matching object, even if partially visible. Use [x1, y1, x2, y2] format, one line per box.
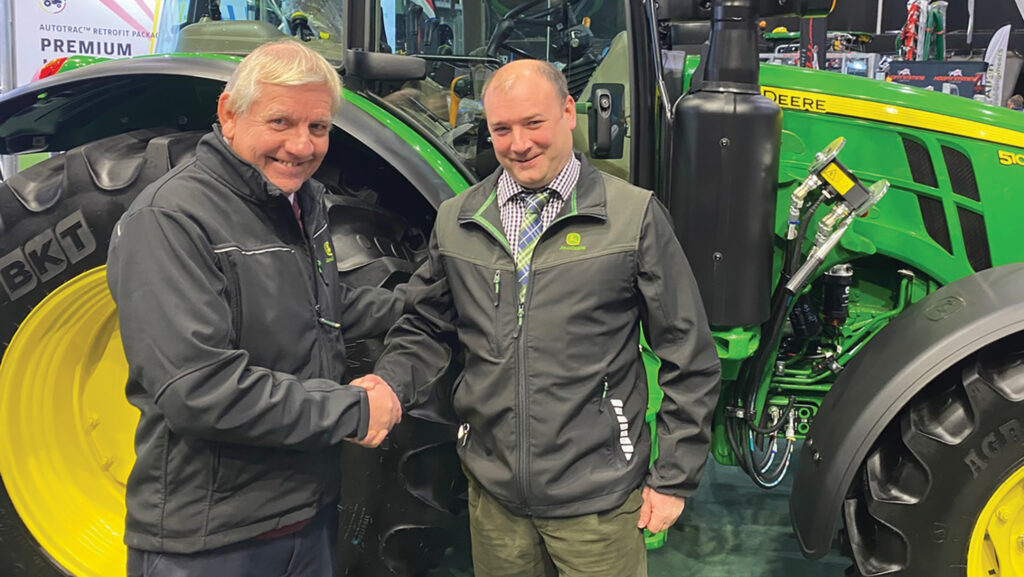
[0, 266, 136, 577]
[968, 460, 1024, 576]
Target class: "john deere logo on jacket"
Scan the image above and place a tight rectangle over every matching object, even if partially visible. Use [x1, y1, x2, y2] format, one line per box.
[561, 232, 585, 251]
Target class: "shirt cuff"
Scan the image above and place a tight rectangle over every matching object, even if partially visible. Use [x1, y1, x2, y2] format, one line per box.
[353, 386, 370, 440]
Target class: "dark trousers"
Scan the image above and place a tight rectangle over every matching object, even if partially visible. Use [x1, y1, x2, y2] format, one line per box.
[127, 505, 337, 577]
[466, 473, 648, 577]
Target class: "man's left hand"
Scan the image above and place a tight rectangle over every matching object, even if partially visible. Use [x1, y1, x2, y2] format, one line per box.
[637, 486, 686, 534]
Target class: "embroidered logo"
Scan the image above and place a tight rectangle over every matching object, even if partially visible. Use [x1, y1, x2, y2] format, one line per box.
[323, 241, 335, 263]
[560, 232, 585, 251]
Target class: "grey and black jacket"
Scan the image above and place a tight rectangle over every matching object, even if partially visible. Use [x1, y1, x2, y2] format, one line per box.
[107, 128, 402, 553]
[375, 156, 721, 518]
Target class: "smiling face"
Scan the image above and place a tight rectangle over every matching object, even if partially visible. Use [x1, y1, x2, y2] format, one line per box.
[218, 82, 333, 194]
[483, 65, 576, 190]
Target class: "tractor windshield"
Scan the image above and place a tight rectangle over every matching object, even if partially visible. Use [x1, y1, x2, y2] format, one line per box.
[154, 0, 345, 63]
[373, 0, 631, 181]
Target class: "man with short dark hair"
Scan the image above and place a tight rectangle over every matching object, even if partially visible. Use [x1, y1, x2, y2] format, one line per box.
[359, 59, 721, 577]
[108, 40, 402, 577]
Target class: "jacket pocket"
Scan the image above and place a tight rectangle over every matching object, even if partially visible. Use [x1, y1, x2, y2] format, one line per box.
[212, 443, 300, 495]
[215, 252, 244, 348]
[601, 376, 634, 468]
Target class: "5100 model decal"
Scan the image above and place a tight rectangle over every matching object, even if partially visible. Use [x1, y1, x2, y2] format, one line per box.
[997, 150, 1024, 166]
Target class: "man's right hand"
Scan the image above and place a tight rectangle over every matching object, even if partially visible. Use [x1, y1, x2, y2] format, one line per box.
[349, 374, 402, 448]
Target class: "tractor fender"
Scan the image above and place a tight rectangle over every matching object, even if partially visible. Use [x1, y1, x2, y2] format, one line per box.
[0, 56, 239, 127]
[789, 262, 1024, 559]
[0, 56, 462, 207]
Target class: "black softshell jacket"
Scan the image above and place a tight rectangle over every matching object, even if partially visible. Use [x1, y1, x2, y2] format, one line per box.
[107, 128, 402, 553]
[376, 157, 721, 518]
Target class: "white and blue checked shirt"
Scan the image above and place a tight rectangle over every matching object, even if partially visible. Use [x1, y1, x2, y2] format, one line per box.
[496, 154, 582, 260]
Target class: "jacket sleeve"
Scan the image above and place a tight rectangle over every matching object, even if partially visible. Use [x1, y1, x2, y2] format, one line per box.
[336, 283, 406, 341]
[107, 205, 369, 449]
[636, 198, 722, 498]
[373, 223, 459, 423]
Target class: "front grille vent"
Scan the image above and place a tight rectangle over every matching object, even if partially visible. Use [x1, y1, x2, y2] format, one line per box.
[902, 137, 937, 188]
[917, 195, 952, 254]
[957, 207, 992, 271]
[942, 147, 980, 202]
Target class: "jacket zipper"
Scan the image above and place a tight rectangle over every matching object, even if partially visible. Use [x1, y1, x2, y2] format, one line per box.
[515, 291, 530, 509]
[462, 194, 593, 512]
[598, 376, 610, 412]
[511, 208, 585, 510]
[514, 258, 540, 509]
[299, 197, 339, 332]
[294, 199, 338, 379]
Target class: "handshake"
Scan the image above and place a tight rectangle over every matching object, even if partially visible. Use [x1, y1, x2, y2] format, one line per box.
[348, 374, 402, 448]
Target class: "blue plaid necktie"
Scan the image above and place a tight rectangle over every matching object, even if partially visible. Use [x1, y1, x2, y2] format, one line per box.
[515, 189, 551, 302]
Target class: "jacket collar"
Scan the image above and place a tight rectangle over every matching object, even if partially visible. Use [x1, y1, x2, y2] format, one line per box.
[457, 152, 607, 225]
[196, 125, 323, 209]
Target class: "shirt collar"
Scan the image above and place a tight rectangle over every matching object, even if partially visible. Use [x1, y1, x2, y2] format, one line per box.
[497, 153, 581, 207]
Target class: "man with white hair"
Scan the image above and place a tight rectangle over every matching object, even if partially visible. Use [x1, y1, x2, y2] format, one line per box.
[108, 40, 402, 576]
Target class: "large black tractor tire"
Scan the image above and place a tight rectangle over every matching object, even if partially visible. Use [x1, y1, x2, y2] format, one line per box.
[0, 127, 200, 577]
[326, 196, 465, 576]
[844, 332, 1024, 577]
[0, 129, 460, 577]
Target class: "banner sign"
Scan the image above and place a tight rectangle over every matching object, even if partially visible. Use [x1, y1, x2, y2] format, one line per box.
[886, 61, 988, 99]
[12, 0, 159, 87]
[984, 24, 1012, 106]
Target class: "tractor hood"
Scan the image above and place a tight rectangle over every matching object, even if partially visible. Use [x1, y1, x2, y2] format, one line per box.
[759, 63, 1024, 148]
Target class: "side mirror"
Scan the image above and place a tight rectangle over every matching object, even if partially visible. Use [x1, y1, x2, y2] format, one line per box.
[588, 84, 625, 159]
[345, 50, 427, 81]
[656, 0, 712, 21]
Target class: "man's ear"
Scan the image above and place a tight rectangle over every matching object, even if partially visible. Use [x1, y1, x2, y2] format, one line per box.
[564, 95, 577, 131]
[217, 92, 236, 141]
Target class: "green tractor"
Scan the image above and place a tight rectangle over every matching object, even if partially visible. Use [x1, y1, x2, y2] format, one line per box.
[0, 0, 1022, 576]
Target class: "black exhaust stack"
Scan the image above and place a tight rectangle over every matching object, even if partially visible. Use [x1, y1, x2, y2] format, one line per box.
[665, 0, 832, 327]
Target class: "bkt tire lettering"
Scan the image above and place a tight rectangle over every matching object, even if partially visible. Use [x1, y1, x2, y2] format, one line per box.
[0, 210, 96, 301]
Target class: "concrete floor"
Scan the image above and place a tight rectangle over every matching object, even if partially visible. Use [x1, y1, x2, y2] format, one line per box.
[433, 454, 849, 576]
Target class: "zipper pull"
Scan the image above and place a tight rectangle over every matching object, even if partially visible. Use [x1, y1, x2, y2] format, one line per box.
[599, 376, 610, 412]
[313, 304, 340, 328]
[493, 270, 501, 306]
[318, 317, 341, 329]
[316, 259, 327, 285]
[457, 423, 471, 447]
[515, 302, 524, 337]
